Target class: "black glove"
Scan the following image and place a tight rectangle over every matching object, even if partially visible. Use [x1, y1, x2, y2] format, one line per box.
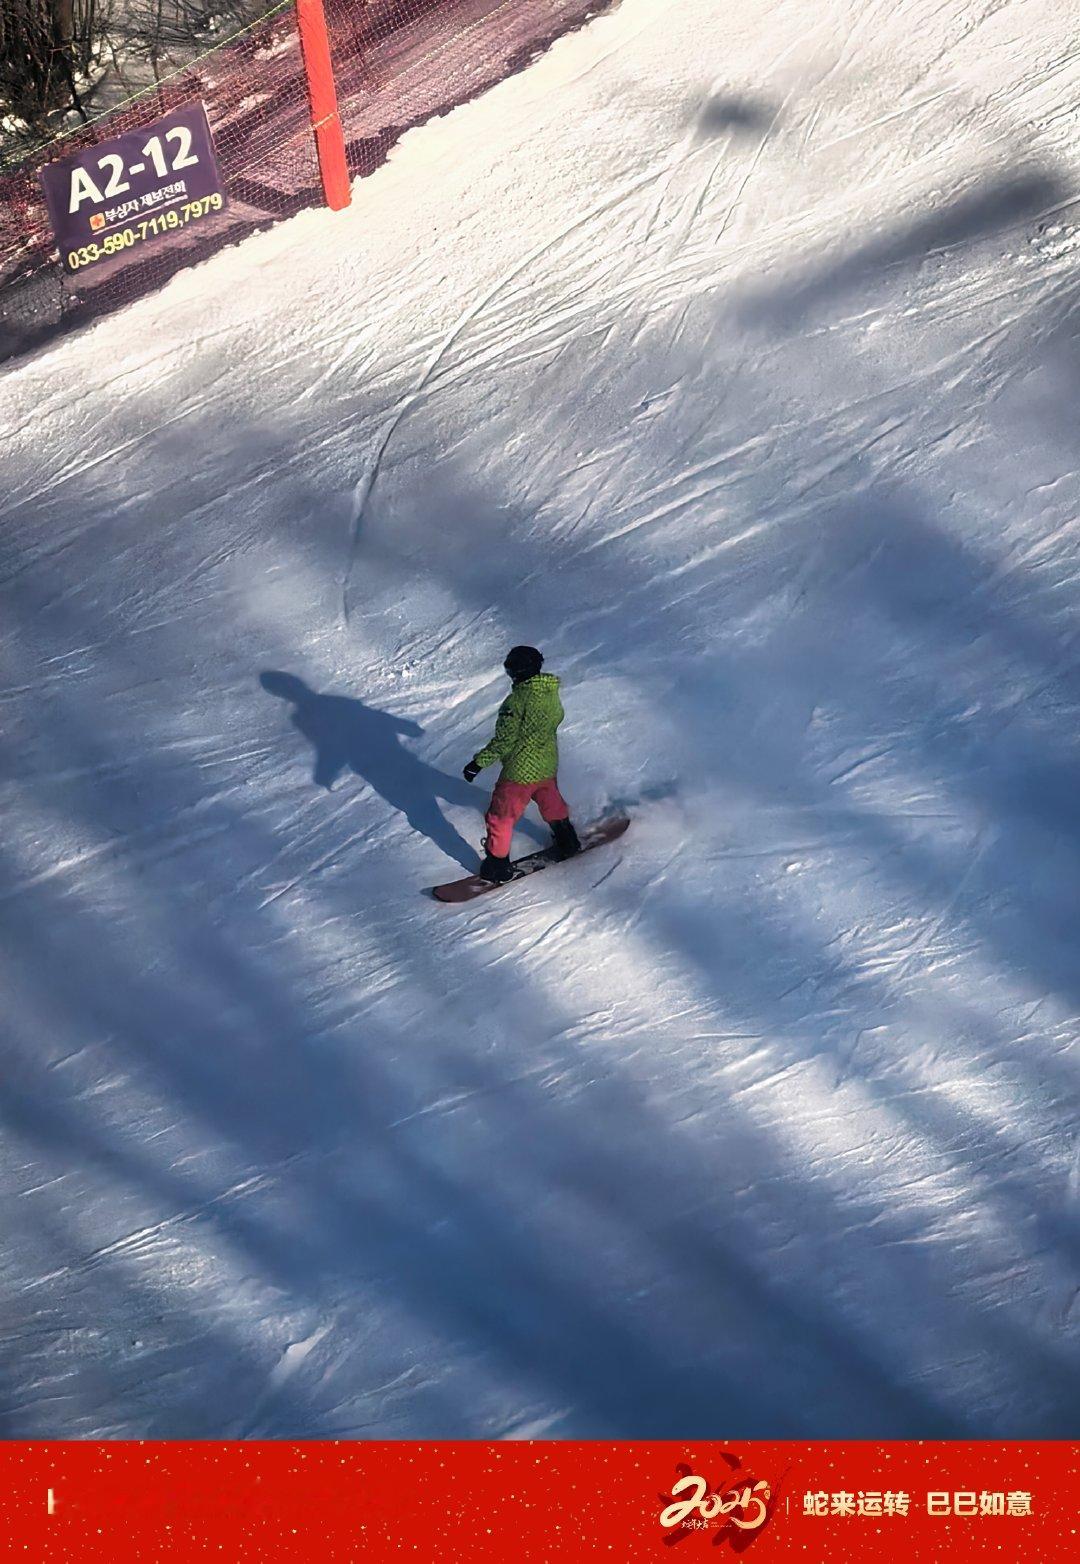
[463, 760, 481, 783]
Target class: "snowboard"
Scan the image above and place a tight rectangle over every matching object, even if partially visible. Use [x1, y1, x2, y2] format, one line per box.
[431, 816, 629, 903]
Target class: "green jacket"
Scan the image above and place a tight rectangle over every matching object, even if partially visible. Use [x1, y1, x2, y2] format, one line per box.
[473, 673, 564, 783]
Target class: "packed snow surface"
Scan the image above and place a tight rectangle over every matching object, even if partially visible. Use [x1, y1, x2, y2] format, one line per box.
[3, 0, 1080, 1437]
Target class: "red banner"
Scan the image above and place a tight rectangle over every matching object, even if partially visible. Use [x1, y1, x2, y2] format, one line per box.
[1, 1441, 1075, 1559]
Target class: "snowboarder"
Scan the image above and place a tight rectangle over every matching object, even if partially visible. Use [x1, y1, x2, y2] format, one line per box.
[463, 646, 581, 882]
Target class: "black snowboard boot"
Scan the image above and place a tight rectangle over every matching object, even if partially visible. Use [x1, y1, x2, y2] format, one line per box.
[479, 850, 515, 884]
[550, 819, 581, 859]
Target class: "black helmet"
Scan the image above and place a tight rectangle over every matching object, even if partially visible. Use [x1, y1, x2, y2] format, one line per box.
[504, 645, 543, 681]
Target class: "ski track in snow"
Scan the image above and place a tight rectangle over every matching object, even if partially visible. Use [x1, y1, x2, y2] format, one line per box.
[2, 0, 1080, 1438]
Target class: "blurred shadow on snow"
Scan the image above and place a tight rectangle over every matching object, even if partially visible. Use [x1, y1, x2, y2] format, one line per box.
[1, 1069, 323, 1437]
[695, 92, 777, 140]
[739, 167, 1070, 327]
[762, 490, 1080, 1014]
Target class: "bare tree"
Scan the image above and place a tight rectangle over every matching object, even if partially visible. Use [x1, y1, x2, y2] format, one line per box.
[0, 0, 99, 131]
[102, 0, 277, 93]
[1, 0, 272, 147]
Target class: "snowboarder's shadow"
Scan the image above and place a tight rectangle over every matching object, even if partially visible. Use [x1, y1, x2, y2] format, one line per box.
[260, 671, 544, 871]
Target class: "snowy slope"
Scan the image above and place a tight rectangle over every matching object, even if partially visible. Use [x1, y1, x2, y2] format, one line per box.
[3, 0, 1080, 1437]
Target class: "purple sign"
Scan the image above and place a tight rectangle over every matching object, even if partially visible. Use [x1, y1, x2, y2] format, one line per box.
[40, 102, 227, 276]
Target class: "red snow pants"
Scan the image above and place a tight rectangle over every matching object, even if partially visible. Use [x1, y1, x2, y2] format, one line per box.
[484, 777, 569, 858]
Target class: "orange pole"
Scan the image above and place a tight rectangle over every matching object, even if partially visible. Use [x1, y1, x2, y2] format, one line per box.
[295, 0, 351, 211]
